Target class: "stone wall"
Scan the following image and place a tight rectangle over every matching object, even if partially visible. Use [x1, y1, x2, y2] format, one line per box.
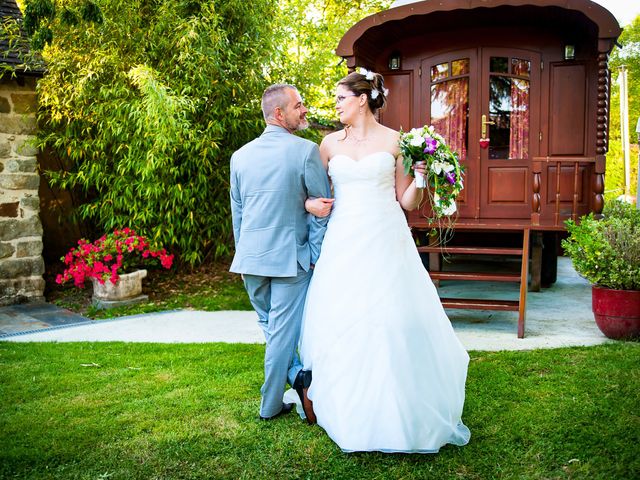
[0, 75, 45, 305]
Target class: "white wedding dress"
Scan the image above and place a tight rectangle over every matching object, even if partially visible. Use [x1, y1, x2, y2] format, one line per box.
[298, 151, 471, 453]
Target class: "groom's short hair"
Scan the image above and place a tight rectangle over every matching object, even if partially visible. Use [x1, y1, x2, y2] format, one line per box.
[262, 84, 297, 121]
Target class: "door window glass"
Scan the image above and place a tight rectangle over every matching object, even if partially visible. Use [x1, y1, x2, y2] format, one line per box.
[431, 77, 469, 161]
[431, 62, 449, 81]
[451, 59, 469, 76]
[511, 58, 530, 77]
[490, 57, 508, 73]
[489, 75, 529, 160]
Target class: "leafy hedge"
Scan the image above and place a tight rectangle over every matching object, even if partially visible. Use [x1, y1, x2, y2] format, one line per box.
[31, 0, 278, 265]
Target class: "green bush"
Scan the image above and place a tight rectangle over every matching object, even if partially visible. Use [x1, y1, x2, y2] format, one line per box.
[562, 200, 640, 290]
[32, 0, 278, 266]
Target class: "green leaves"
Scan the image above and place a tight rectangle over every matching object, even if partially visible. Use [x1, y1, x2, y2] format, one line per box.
[37, 0, 278, 266]
[270, 0, 392, 120]
[562, 200, 640, 290]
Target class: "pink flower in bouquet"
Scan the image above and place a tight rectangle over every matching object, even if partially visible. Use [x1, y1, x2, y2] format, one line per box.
[423, 137, 438, 155]
[445, 171, 457, 185]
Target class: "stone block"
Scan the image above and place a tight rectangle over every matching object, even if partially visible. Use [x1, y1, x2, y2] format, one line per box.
[16, 138, 39, 157]
[4, 159, 19, 173]
[17, 158, 38, 173]
[0, 202, 19, 217]
[0, 256, 45, 279]
[0, 216, 43, 241]
[0, 96, 9, 114]
[20, 196, 40, 212]
[0, 140, 10, 158]
[0, 277, 46, 306]
[10, 93, 38, 114]
[16, 240, 43, 258]
[0, 115, 37, 135]
[0, 242, 15, 259]
[0, 173, 40, 190]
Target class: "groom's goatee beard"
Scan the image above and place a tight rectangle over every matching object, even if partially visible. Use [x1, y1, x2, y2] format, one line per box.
[295, 118, 309, 131]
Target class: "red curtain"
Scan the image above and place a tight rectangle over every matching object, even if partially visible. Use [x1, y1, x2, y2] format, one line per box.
[509, 78, 529, 159]
[431, 78, 468, 161]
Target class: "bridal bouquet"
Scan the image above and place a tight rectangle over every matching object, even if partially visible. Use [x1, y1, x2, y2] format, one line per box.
[399, 125, 464, 218]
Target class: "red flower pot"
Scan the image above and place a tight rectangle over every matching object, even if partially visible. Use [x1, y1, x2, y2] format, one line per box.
[592, 286, 640, 340]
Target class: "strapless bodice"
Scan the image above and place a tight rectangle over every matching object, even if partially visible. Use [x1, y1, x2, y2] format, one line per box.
[328, 152, 397, 213]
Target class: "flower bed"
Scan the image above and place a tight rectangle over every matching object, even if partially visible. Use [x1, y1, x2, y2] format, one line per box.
[56, 228, 174, 288]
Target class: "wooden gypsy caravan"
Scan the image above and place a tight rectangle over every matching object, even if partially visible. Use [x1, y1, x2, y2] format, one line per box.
[336, 0, 622, 337]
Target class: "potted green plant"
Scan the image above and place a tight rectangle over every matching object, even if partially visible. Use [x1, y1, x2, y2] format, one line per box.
[56, 228, 174, 308]
[562, 200, 640, 339]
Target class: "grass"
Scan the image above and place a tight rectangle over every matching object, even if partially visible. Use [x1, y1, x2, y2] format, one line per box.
[1, 342, 639, 479]
[45, 262, 252, 319]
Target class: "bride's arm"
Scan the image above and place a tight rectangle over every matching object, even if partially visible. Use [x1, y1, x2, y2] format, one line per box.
[305, 197, 333, 217]
[305, 137, 334, 217]
[396, 155, 425, 211]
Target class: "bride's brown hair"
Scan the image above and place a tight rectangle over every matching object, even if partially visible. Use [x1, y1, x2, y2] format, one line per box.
[338, 70, 387, 113]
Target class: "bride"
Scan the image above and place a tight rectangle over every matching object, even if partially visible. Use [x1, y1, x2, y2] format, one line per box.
[299, 69, 471, 453]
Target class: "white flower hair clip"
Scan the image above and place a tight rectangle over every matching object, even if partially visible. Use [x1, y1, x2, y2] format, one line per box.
[370, 87, 390, 100]
[357, 67, 375, 80]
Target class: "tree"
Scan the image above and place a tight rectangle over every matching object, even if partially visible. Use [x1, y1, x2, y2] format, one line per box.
[27, 0, 279, 265]
[271, 0, 391, 121]
[608, 15, 640, 199]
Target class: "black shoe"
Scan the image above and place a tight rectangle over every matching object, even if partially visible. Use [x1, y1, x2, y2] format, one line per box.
[293, 370, 316, 425]
[259, 402, 294, 421]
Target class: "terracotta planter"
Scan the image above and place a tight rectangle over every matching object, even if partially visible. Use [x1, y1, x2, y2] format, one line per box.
[592, 286, 640, 340]
[92, 269, 148, 308]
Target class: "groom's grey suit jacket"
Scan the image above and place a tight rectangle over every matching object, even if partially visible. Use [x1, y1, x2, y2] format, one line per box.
[229, 125, 331, 277]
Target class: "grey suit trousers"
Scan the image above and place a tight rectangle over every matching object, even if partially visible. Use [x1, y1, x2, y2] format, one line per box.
[243, 265, 312, 417]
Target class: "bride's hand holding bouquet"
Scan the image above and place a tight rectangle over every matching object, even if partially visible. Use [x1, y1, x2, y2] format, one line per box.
[399, 125, 464, 219]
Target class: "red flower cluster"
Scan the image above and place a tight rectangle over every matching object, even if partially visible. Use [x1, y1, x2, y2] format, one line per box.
[56, 228, 174, 288]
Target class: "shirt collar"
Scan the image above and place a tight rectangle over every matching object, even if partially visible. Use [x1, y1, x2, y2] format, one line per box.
[263, 124, 290, 135]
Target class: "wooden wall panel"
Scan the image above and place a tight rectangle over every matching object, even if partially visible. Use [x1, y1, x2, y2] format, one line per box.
[545, 165, 589, 203]
[487, 167, 528, 203]
[550, 64, 586, 155]
[379, 72, 412, 131]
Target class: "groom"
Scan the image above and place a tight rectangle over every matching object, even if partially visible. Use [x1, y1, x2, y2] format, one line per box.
[229, 84, 330, 422]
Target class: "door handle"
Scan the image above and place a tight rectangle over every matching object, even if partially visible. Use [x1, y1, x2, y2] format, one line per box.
[481, 114, 495, 138]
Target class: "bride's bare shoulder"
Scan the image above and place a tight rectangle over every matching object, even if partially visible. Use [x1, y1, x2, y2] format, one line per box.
[375, 125, 401, 156]
[320, 129, 346, 154]
[321, 129, 346, 144]
[379, 125, 401, 141]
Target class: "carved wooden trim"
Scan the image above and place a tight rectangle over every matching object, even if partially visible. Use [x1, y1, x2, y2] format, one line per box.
[593, 155, 606, 217]
[531, 160, 541, 225]
[596, 53, 610, 155]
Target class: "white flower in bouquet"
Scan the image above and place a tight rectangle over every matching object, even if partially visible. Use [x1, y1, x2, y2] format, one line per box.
[410, 135, 425, 147]
[431, 160, 455, 175]
[434, 193, 457, 216]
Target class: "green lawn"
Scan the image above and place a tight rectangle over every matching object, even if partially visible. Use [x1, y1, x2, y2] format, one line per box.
[1, 342, 638, 479]
[46, 263, 253, 319]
